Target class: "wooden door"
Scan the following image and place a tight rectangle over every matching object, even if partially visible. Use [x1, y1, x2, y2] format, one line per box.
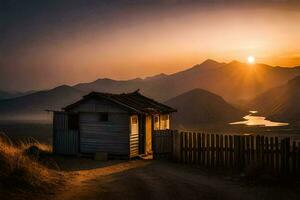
[138, 115, 145, 154]
[145, 115, 152, 154]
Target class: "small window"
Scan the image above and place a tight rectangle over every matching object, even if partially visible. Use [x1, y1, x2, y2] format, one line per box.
[131, 117, 137, 124]
[99, 112, 108, 122]
[68, 114, 79, 130]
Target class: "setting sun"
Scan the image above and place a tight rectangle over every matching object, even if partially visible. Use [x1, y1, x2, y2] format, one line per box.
[247, 56, 255, 64]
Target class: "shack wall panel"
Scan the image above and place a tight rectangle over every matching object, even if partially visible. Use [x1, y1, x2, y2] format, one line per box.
[79, 112, 130, 155]
[53, 112, 78, 155]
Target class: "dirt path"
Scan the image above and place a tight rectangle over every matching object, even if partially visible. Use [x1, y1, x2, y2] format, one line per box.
[51, 159, 300, 200]
[54, 160, 150, 200]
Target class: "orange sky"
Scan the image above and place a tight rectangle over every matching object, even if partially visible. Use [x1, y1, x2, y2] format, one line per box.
[1, 1, 300, 91]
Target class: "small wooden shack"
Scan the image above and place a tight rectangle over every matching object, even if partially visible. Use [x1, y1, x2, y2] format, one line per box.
[52, 90, 176, 158]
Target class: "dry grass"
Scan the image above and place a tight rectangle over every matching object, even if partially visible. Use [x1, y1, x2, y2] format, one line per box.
[0, 132, 63, 197]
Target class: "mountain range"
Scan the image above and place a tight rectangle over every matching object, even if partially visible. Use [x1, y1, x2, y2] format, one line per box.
[73, 59, 300, 103]
[0, 90, 35, 100]
[0, 59, 300, 123]
[0, 85, 83, 120]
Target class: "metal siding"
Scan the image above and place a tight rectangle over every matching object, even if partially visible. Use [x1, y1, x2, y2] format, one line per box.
[53, 112, 78, 155]
[79, 112, 130, 155]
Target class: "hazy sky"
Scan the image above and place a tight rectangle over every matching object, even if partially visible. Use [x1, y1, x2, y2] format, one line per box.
[1, 0, 300, 91]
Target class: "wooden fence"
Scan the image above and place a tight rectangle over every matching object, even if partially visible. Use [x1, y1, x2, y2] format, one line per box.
[152, 130, 300, 176]
[152, 130, 174, 160]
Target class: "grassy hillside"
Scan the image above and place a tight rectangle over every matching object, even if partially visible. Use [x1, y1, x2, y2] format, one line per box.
[0, 133, 62, 199]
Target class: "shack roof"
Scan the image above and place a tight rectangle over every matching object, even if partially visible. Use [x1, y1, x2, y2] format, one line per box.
[64, 90, 176, 114]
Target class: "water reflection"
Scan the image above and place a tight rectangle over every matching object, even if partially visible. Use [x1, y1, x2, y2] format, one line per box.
[230, 111, 289, 127]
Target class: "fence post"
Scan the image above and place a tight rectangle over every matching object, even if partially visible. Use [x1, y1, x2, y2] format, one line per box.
[180, 132, 184, 163]
[270, 137, 274, 171]
[184, 132, 188, 163]
[297, 142, 300, 176]
[292, 141, 296, 174]
[197, 133, 201, 165]
[172, 130, 180, 162]
[246, 136, 250, 166]
[241, 136, 245, 169]
[152, 131, 157, 159]
[234, 136, 238, 169]
[250, 136, 254, 164]
[225, 135, 228, 168]
[265, 137, 269, 167]
[261, 136, 265, 168]
[211, 134, 215, 167]
[193, 132, 197, 164]
[229, 135, 233, 168]
[202, 133, 206, 165]
[256, 136, 261, 167]
[280, 138, 285, 175]
[275, 137, 279, 174]
[188, 132, 193, 163]
[206, 134, 210, 167]
[286, 138, 290, 175]
[220, 135, 224, 167]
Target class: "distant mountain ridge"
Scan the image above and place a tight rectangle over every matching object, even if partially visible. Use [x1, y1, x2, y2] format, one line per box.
[0, 90, 35, 100]
[1, 59, 300, 121]
[165, 88, 245, 128]
[0, 91, 14, 100]
[0, 85, 83, 120]
[249, 75, 300, 123]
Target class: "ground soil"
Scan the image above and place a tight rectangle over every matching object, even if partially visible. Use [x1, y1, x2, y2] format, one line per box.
[36, 157, 300, 200]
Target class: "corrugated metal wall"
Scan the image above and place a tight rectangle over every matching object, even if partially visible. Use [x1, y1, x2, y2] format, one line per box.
[53, 112, 78, 155]
[79, 112, 130, 155]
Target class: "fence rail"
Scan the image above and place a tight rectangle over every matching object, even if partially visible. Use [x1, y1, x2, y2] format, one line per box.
[152, 130, 300, 176]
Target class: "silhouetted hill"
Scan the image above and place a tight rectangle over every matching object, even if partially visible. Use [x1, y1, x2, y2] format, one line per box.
[249, 76, 300, 123]
[165, 89, 245, 128]
[0, 85, 83, 120]
[74, 78, 144, 94]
